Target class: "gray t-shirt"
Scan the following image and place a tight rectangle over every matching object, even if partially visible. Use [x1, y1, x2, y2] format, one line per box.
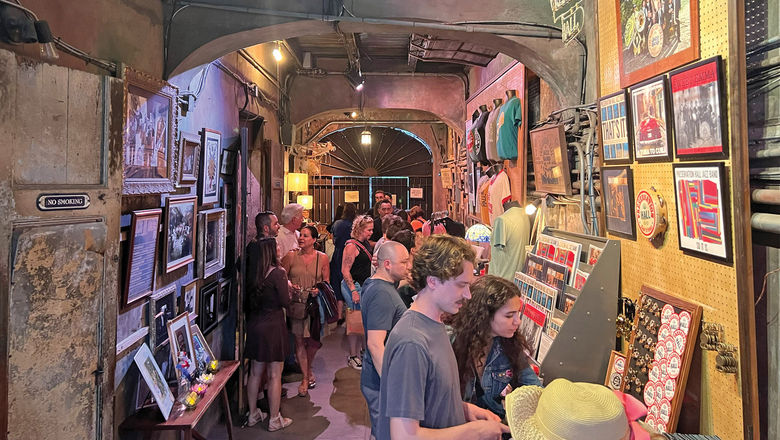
[377, 310, 466, 440]
[361, 278, 408, 391]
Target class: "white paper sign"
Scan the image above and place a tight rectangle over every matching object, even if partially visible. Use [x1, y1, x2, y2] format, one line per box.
[410, 187, 423, 199]
[344, 191, 360, 203]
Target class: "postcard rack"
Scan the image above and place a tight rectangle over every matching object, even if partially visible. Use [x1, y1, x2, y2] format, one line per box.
[538, 228, 620, 384]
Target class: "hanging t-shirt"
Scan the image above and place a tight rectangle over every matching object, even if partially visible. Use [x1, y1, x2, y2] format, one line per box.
[496, 97, 523, 160]
[477, 175, 491, 225]
[488, 170, 511, 226]
[471, 109, 490, 165]
[465, 118, 474, 162]
[485, 105, 501, 162]
[488, 206, 531, 281]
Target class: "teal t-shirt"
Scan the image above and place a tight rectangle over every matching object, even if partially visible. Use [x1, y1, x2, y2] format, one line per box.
[496, 97, 522, 160]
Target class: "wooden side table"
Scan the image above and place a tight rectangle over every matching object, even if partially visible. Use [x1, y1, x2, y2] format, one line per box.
[119, 360, 239, 440]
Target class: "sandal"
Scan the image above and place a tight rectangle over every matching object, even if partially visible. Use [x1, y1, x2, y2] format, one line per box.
[247, 409, 267, 427]
[297, 381, 308, 397]
[268, 413, 293, 432]
[308, 377, 316, 389]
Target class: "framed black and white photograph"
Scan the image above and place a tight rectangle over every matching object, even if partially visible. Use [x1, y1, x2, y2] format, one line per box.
[630, 75, 672, 162]
[669, 56, 728, 160]
[179, 279, 198, 322]
[672, 163, 733, 264]
[200, 281, 219, 334]
[164, 195, 197, 273]
[198, 208, 226, 279]
[598, 89, 633, 165]
[218, 278, 231, 321]
[167, 312, 196, 378]
[602, 166, 637, 240]
[149, 284, 177, 349]
[176, 131, 200, 186]
[199, 128, 221, 205]
[220, 148, 236, 176]
[123, 209, 161, 309]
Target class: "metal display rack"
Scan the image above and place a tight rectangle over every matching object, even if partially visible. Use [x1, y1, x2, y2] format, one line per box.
[538, 228, 621, 385]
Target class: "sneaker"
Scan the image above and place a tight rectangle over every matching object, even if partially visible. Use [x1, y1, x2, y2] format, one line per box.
[348, 355, 362, 370]
[268, 413, 293, 432]
[247, 409, 267, 427]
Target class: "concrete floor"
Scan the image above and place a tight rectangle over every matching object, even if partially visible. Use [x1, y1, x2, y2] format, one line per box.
[207, 325, 371, 440]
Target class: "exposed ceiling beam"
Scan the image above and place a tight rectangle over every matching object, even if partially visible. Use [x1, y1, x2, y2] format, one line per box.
[407, 34, 418, 72]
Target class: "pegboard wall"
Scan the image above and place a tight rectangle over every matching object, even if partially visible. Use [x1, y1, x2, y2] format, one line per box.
[597, 0, 744, 439]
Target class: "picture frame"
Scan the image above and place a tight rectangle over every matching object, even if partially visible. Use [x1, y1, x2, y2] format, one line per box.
[133, 343, 175, 420]
[220, 148, 236, 176]
[149, 284, 177, 349]
[176, 131, 201, 186]
[200, 281, 219, 334]
[199, 128, 222, 205]
[122, 67, 179, 195]
[604, 350, 628, 391]
[669, 56, 728, 160]
[167, 312, 197, 378]
[602, 166, 637, 240]
[164, 195, 197, 273]
[218, 277, 231, 321]
[222, 182, 234, 234]
[529, 124, 572, 195]
[123, 209, 161, 309]
[672, 162, 733, 264]
[198, 208, 227, 279]
[615, 0, 700, 88]
[598, 89, 633, 165]
[179, 279, 199, 322]
[630, 75, 672, 162]
[191, 324, 216, 367]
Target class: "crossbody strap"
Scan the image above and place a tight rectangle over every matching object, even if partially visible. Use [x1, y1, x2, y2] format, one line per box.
[347, 239, 372, 260]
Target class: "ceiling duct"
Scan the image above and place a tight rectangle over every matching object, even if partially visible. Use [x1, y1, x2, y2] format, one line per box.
[409, 34, 499, 67]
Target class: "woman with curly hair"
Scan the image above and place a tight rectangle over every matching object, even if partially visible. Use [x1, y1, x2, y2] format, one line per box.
[450, 275, 541, 419]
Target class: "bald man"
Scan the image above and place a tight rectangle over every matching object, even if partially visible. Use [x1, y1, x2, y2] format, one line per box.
[359, 241, 411, 436]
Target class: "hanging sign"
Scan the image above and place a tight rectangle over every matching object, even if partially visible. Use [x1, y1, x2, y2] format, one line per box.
[37, 193, 90, 211]
[410, 188, 424, 199]
[550, 0, 584, 45]
[635, 187, 668, 241]
[344, 191, 360, 203]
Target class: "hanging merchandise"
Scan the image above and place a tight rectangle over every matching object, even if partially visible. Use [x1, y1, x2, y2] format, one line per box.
[487, 168, 511, 226]
[488, 204, 531, 281]
[471, 105, 491, 165]
[496, 90, 523, 160]
[485, 98, 504, 163]
[478, 174, 491, 225]
[634, 186, 668, 243]
[465, 115, 475, 163]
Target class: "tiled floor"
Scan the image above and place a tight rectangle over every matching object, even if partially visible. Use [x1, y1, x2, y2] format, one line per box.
[207, 325, 371, 440]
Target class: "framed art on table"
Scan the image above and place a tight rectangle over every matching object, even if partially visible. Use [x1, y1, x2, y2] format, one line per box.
[614, 0, 700, 88]
[598, 89, 633, 165]
[176, 131, 200, 186]
[133, 344, 175, 420]
[529, 124, 572, 195]
[149, 284, 177, 350]
[179, 279, 198, 322]
[630, 75, 672, 162]
[200, 129, 221, 205]
[191, 324, 216, 366]
[669, 56, 728, 160]
[198, 208, 226, 279]
[123, 209, 161, 309]
[602, 166, 637, 240]
[164, 195, 197, 272]
[167, 312, 196, 378]
[122, 67, 178, 195]
[672, 162, 733, 264]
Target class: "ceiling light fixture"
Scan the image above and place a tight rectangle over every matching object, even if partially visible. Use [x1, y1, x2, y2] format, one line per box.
[361, 129, 372, 146]
[272, 41, 283, 62]
[346, 68, 365, 91]
[350, 111, 358, 118]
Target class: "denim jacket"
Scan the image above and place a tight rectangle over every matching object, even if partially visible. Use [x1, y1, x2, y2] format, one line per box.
[463, 337, 541, 418]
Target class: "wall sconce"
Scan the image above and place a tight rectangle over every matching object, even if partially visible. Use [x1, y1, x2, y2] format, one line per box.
[297, 194, 313, 210]
[272, 41, 283, 62]
[286, 172, 308, 192]
[360, 129, 372, 146]
[0, 3, 58, 60]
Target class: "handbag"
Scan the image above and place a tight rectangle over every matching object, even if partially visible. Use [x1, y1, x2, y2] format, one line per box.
[345, 308, 364, 335]
[317, 280, 339, 324]
[288, 285, 308, 320]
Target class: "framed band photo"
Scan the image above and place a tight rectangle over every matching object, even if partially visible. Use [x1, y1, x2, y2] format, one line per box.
[149, 284, 177, 350]
[123, 209, 161, 309]
[630, 75, 672, 162]
[198, 208, 226, 279]
[200, 281, 219, 334]
[669, 56, 728, 160]
[179, 279, 199, 322]
[672, 163, 733, 264]
[199, 129, 222, 205]
[164, 195, 197, 273]
[176, 131, 200, 187]
[598, 89, 633, 165]
[602, 166, 637, 240]
[167, 312, 196, 379]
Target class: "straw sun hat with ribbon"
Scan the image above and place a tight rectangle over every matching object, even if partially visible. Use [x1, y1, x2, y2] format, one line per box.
[505, 378, 651, 440]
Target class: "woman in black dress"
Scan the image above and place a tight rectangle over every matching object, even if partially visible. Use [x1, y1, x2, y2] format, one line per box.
[244, 237, 293, 431]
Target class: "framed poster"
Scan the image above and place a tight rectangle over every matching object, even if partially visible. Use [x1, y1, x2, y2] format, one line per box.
[218, 277, 231, 321]
[200, 281, 219, 334]
[598, 90, 633, 165]
[669, 56, 728, 160]
[122, 67, 178, 195]
[179, 279, 198, 322]
[164, 195, 197, 273]
[630, 75, 672, 162]
[133, 344, 175, 420]
[167, 312, 196, 379]
[198, 208, 226, 279]
[149, 284, 176, 349]
[176, 131, 200, 187]
[123, 209, 161, 308]
[200, 128, 222, 205]
[615, 0, 700, 88]
[530, 124, 572, 195]
[672, 163, 732, 264]
[602, 166, 637, 240]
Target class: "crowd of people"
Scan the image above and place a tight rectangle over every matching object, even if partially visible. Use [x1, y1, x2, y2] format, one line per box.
[242, 191, 661, 439]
